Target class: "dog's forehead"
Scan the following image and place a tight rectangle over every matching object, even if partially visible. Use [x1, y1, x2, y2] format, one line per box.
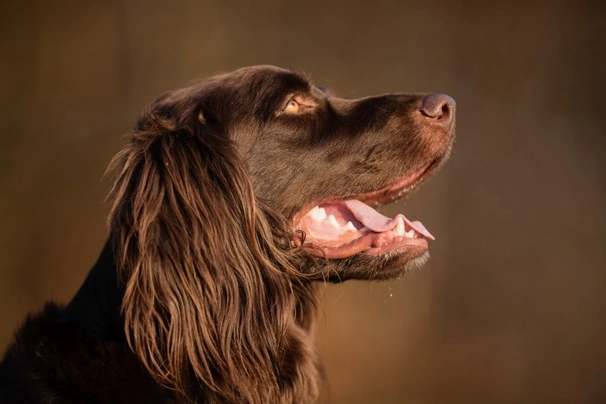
[214, 65, 312, 95]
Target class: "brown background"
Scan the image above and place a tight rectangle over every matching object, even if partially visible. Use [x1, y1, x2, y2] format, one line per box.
[1, 1, 605, 403]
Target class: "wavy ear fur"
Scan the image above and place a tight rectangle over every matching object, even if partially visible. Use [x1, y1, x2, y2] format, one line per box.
[107, 97, 315, 403]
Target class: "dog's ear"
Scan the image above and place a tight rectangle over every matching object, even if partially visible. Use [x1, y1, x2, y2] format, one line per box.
[107, 96, 305, 401]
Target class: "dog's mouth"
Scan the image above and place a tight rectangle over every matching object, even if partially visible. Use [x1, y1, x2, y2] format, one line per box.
[293, 157, 443, 259]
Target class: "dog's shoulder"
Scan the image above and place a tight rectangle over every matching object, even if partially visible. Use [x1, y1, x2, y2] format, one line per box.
[0, 302, 174, 403]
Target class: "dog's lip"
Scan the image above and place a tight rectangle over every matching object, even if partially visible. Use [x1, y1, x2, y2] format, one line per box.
[291, 155, 440, 226]
[356, 157, 440, 207]
[303, 231, 429, 259]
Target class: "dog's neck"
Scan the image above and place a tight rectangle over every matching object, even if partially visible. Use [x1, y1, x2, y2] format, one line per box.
[64, 239, 125, 333]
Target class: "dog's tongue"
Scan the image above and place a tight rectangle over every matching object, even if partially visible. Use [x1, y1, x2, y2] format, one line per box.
[343, 199, 435, 240]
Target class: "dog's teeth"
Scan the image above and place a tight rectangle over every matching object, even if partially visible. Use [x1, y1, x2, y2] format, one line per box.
[309, 206, 327, 221]
[393, 217, 405, 236]
[326, 214, 340, 228]
[343, 221, 357, 232]
[404, 229, 416, 238]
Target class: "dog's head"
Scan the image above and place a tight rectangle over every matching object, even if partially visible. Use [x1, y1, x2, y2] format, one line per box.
[107, 65, 455, 402]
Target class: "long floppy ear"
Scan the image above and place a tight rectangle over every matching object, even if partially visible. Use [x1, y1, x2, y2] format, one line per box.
[107, 96, 307, 402]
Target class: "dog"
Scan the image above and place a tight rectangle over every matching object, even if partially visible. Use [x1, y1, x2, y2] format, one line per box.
[0, 65, 455, 403]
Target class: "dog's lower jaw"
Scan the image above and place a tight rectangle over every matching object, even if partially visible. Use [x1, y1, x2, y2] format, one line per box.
[371, 249, 431, 280]
[399, 250, 431, 274]
[314, 249, 431, 283]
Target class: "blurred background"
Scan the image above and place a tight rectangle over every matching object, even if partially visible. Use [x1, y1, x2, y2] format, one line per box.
[1, 1, 605, 403]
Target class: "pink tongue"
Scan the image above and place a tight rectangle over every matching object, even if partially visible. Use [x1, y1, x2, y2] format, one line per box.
[343, 199, 435, 240]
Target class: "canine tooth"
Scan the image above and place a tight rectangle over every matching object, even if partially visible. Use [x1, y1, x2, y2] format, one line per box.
[343, 221, 357, 232]
[393, 217, 405, 236]
[326, 214, 340, 228]
[404, 229, 416, 238]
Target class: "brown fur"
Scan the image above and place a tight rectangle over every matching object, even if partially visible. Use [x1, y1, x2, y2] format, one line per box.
[0, 65, 455, 403]
[107, 102, 320, 402]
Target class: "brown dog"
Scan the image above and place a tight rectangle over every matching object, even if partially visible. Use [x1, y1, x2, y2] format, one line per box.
[0, 66, 455, 403]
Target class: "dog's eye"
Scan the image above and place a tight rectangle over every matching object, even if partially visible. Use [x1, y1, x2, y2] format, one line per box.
[284, 99, 301, 114]
[279, 96, 317, 115]
[283, 99, 301, 113]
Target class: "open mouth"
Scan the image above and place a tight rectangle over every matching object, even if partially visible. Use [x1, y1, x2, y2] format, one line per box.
[293, 158, 442, 259]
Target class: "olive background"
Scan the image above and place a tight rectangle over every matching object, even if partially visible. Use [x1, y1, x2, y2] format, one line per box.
[1, 1, 605, 403]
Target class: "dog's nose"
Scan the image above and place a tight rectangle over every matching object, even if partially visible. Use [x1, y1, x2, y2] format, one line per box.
[420, 93, 456, 129]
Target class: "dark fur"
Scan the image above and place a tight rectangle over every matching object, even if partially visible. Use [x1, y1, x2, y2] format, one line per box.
[0, 66, 454, 403]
